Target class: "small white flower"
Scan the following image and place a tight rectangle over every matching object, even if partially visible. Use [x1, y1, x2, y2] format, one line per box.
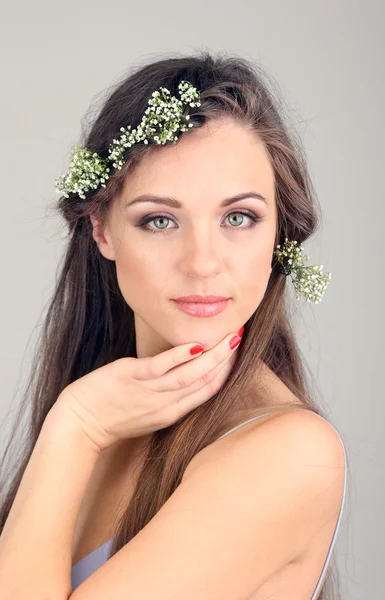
[274, 239, 331, 304]
[55, 81, 201, 200]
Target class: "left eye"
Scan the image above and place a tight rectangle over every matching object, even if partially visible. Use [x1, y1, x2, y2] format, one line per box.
[136, 211, 262, 234]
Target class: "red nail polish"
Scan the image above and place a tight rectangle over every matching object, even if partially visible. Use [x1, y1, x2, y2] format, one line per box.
[229, 335, 242, 350]
[190, 344, 204, 355]
[238, 326, 244, 337]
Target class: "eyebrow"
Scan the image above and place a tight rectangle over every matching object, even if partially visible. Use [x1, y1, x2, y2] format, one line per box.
[124, 191, 268, 210]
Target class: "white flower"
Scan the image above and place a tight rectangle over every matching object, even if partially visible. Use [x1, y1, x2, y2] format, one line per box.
[55, 81, 201, 200]
[274, 238, 331, 304]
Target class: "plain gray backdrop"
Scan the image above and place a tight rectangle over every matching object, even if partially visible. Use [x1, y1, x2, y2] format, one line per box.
[0, 1, 383, 598]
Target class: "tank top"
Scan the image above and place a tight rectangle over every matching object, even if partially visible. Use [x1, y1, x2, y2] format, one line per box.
[71, 410, 347, 597]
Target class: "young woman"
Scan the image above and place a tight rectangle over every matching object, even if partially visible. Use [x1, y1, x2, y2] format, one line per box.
[0, 51, 347, 600]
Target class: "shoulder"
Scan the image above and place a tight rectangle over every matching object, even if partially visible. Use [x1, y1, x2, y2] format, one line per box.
[70, 408, 346, 599]
[240, 408, 346, 468]
[183, 407, 346, 558]
[178, 407, 346, 588]
[184, 407, 346, 483]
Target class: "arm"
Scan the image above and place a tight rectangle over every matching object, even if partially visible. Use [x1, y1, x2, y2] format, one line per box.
[69, 409, 345, 600]
[0, 401, 102, 600]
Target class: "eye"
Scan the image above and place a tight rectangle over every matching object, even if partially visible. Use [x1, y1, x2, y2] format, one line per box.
[135, 210, 263, 235]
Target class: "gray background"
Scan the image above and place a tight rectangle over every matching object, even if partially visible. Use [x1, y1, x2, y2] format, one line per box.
[0, 1, 383, 597]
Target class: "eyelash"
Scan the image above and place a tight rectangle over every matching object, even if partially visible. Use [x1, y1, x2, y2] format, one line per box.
[135, 210, 263, 235]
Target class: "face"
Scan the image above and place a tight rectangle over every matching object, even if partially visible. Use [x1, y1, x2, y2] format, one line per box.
[91, 118, 277, 359]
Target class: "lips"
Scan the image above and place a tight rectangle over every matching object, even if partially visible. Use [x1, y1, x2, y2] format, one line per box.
[172, 295, 229, 303]
[172, 298, 230, 317]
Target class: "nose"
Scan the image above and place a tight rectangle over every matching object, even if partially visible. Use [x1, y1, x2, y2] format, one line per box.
[179, 234, 224, 278]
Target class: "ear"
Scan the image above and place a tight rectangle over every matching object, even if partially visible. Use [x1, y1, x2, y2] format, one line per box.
[90, 213, 116, 261]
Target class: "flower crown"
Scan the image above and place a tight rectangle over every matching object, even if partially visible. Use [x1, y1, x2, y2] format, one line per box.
[54, 80, 201, 200]
[54, 80, 331, 304]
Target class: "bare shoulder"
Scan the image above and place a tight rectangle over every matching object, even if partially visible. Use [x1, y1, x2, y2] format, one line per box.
[251, 408, 346, 481]
[184, 406, 346, 483]
[241, 407, 346, 464]
[70, 406, 346, 600]
[182, 406, 347, 569]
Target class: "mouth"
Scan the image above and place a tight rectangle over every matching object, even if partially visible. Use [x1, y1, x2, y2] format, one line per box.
[172, 295, 230, 303]
[171, 298, 230, 317]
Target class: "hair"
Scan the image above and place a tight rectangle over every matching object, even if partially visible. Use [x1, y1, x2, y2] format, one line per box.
[0, 50, 349, 599]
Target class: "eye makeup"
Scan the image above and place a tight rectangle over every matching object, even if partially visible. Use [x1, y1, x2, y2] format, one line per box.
[134, 210, 263, 235]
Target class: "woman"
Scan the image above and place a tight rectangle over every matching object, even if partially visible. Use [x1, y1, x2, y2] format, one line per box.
[0, 50, 347, 599]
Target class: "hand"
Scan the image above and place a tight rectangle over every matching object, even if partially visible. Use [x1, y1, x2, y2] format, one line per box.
[56, 332, 243, 452]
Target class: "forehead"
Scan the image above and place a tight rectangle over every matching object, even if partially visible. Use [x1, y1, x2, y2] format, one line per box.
[119, 118, 275, 205]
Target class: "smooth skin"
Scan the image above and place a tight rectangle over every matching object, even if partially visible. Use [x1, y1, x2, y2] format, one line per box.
[60, 329, 243, 453]
[0, 399, 345, 600]
[90, 116, 276, 363]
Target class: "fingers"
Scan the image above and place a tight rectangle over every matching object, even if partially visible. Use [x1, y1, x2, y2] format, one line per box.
[160, 355, 234, 426]
[128, 341, 203, 381]
[149, 332, 241, 393]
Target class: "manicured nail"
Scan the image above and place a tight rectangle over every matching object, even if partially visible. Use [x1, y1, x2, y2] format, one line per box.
[238, 326, 244, 337]
[190, 344, 204, 356]
[229, 335, 242, 350]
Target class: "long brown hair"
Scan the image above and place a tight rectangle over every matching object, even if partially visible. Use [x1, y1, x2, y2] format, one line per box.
[0, 50, 348, 599]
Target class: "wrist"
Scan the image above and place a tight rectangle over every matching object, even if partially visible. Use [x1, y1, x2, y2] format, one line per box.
[46, 396, 105, 457]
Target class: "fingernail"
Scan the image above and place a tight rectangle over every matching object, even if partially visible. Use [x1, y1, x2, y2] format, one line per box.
[190, 344, 204, 356]
[237, 326, 244, 337]
[229, 335, 242, 350]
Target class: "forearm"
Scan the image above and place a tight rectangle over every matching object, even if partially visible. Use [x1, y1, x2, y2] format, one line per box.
[0, 402, 101, 600]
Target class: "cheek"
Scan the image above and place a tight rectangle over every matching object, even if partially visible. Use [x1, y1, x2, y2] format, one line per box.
[115, 249, 168, 304]
[232, 247, 273, 314]
[236, 245, 273, 284]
